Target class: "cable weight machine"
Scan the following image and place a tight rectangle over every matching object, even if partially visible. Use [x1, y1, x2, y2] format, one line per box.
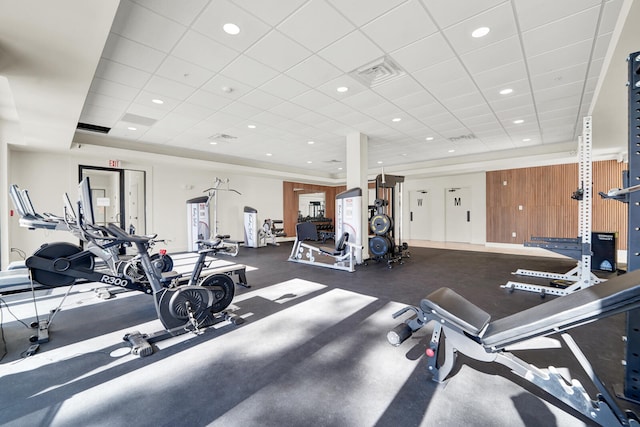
[367, 172, 409, 268]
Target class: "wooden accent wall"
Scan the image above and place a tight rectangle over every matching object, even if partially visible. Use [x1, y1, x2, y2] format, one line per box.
[283, 182, 347, 237]
[486, 160, 628, 250]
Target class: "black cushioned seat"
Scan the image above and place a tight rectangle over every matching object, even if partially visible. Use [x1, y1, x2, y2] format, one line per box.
[420, 270, 640, 351]
[483, 271, 640, 348]
[420, 288, 491, 335]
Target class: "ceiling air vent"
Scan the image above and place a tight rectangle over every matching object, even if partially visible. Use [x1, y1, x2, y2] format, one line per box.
[350, 56, 406, 88]
[121, 113, 157, 127]
[77, 122, 111, 134]
[209, 133, 237, 141]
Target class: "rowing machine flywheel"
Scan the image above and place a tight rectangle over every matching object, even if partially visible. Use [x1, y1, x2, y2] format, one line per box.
[29, 242, 94, 287]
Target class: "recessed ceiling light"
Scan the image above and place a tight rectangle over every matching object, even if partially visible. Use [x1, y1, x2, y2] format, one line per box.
[266, 153, 272, 156]
[522, 138, 531, 142]
[448, 149, 455, 153]
[307, 141, 315, 145]
[337, 86, 349, 93]
[152, 99, 164, 105]
[471, 27, 490, 38]
[210, 141, 217, 145]
[392, 117, 402, 122]
[127, 126, 137, 131]
[499, 88, 513, 95]
[402, 153, 408, 156]
[425, 137, 434, 141]
[307, 160, 312, 164]
[377, 161, 383, 164]
[248, 124, 256, 129]
[223, 23, 240, 35]
[338, 167, 343, 170]
[513, 119, 524, 124]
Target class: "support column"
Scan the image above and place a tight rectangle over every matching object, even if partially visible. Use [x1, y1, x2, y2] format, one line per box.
[346, 132, 368, 262]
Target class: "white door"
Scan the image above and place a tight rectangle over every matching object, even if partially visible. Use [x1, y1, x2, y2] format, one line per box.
[445, 187, 471, 243]
[409, 190, 431, 240]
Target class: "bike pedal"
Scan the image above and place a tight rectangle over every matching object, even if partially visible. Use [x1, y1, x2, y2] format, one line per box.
[25, 343, 40, 356]
[124, 331, 153, 357]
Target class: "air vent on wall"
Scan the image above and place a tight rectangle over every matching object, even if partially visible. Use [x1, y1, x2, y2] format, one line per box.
[77, 122, 111, 134]
[350, 56, 406, 88]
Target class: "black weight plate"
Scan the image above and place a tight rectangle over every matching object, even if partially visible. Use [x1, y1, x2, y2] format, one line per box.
[370, 214, 392, 235]
[369, 235, 391, 257]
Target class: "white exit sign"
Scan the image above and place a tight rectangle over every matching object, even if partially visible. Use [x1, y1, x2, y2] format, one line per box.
[108, 159, 121, 168]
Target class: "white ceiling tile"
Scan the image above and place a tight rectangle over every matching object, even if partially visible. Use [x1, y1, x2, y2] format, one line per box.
[489, 93, 534, 112]
[132, 90, 181, 112]
[231, 0, 306, 26]
[316, 102, 354, 120]
[393, 91, 436, 110]
[318, 31, 385, 73]
[473, 60, 527, 89]
[202, 75, 254, 100]
[373, 75, 425, 101]
[316, 75, 369, 101]
[88, 78, 139, 102]
[94, 59, 151, 89]
[413, 58, 467, 88]
[172, 30, 239, 72]
[260, 74, 310, 100]
[427, 77, 478, 100]
[78, 108, 123, 127]
[361, 0, 438, 52]
[186, 89, 234, 111]
[126, 102, 170, 120]
[532, 63, 588, 92]
[328, 0, 406, 26]
[526, 39, 592, 76]
[84, 92, 130, 111]
[237, 89, 283, 110]
[245, 30, 311, 72]
[277, 0, 355, 52]
[461, 36, 523, 75]
[172, 102, 216, 121]
[480, 79, 531, 102]
[420, 1, 505, 33]
[144, 75, 196, 101]
[193, 0, 271, 52]
[535, 81, 584, 103]
[110, 0, 186, 52]
[286, 55, 343, 87]
[291, 89, 337, 110]
[341, 91, 386, 111]
[514, 0, 601, 32]
[522, 7, 600, 57]
[101, 34, 166, 73]
[441, 91, 486, 111]
[251, 111, 289, 126]
[131, 0, 209, 26]
[220, 55, 279, 87]
[391, 33, 455, 73]
[218, 100, 262, 119]
[156, 56, 213, 88]
[442, 3, 518, 56]
[269, 101, 311, 118]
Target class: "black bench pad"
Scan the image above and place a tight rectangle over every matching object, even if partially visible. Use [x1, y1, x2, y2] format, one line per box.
[483, 270, 640, 349]
[420, 288, 491, 335]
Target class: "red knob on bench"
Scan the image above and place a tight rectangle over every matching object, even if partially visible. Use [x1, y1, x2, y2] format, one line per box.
[426, 348, 435, 358]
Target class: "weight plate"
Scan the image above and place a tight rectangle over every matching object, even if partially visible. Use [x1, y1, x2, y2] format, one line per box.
[370, 214, 392, 235]
[201, 273, 235, 313]
[369, 235, 391, 257]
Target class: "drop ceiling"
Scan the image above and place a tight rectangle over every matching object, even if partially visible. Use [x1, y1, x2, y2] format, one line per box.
[1, 0, 637, 179]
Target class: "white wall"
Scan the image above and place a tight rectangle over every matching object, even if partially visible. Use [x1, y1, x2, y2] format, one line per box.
[6, 146, 284, 262]
[403, 172, 487, 245]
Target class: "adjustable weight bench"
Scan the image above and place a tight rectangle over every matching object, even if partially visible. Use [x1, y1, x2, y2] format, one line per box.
[288, 222, 359, 272]
[388, 270, 640, 426]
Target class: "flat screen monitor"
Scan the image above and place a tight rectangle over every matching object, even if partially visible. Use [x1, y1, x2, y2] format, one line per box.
[9, 185, 28, 217]
[78, 176, 96, 225]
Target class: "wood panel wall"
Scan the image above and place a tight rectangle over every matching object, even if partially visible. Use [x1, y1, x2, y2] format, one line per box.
[486, 160, 628, 250]
[282, 182, 347, 237]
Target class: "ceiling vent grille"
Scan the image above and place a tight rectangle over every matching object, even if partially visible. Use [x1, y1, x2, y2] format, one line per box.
[77, 122, 111, 134]
[350, 56, 406, 88]
[209, 133, 237, 141]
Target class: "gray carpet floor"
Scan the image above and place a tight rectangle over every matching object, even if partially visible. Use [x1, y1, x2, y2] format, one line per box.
[0, 243, 633, 426]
